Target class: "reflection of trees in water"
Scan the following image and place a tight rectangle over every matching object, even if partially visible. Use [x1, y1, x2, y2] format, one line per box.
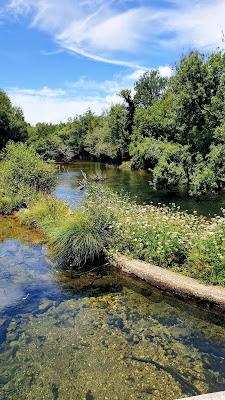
[57, 161, 225, 216]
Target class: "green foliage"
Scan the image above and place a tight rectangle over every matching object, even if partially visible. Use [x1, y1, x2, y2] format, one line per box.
[0, 193, 27, 215]
[131, 138, 191, 190]
[134, 70, 168, 108]
[19, 194, 69, 233]
[190, 145, 225, 196]
[189, 157, 217, 197]
[27, 123, 65, 161]
[181, 219, 225, 285]
[169, 51, 225, 153]
[208, 144, 225, 189]
[86, 186, 225, 285]
[132, 93, 176, 143]
[0, 90, 28, 149]
[120, 89, 135, 137]
[84, 117, 116, 160]
[84, 106, 129, 162]
[0, 142, 56, 214]
[1, 49, 225, 197]
[213, 121, 225, 144]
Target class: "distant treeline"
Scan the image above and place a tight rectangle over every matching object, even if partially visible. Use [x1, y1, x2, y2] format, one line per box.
[1, 50, 225, 196]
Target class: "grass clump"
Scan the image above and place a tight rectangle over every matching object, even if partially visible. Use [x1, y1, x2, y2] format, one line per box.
[0, 142, 56, 214]
[18, 182, 225, 284]
[19, 186, 117, 271]
[49, 206, 116, 271]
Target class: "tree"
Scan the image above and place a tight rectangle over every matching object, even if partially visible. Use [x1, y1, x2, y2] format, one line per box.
[0, 90, 28, 149]
[108, 104, 129, 161]
[132, 91, 176, 144]
[131, 137, 192, 190]
[120, 89, 135, 137]
[84, 106, 129, 163]
[134, 70, 168, 108]
[0, 142, 56, 213]
[28, 123, 65, 161]
[168, 51, 225, 153]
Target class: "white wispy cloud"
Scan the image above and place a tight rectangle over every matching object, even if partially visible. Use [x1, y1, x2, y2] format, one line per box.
[4, 0, 225, 123]
[7, 0, 225, 68]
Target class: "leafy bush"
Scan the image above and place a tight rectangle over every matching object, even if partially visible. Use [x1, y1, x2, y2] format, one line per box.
[189, 159, 217, 197]
[0, 193, 25, 215]
[0, 142, 56, 214]
[131, 137, 191, 190]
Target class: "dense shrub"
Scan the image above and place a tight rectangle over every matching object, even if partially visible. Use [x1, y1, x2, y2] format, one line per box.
[0, 142, 56, 214]
[131, 138, 192, 191]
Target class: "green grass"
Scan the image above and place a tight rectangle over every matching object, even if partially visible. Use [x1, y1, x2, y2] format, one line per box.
[18, 183, 225, 285]
[85, 185, 225, 285]
[19, 194, 70, 234]
[48, 205, 116, 271]
[19, 191, 116, 271]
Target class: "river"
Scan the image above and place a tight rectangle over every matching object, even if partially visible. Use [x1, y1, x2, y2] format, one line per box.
[0, 161, 225, 400]
[54, 161, 225, 216]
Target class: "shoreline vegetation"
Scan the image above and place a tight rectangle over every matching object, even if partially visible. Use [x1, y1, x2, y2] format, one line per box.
[0, 49, 225, 295]
[0, 143, 225, 289]
[1, 49, 225, 198]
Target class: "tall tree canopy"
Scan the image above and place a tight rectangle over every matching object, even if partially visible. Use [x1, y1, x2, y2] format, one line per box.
[0, 90, 28, 149]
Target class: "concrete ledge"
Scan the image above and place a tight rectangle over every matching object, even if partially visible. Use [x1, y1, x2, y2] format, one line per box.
[114, 256, 225, 311]
[176, 392, 225, 399]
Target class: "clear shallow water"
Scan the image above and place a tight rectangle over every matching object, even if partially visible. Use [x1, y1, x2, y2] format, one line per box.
[1, 163, 225, 399]
[54, 161, 225, 216]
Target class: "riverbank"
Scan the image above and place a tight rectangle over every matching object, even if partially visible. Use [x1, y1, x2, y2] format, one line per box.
[1, 144, 224, 288]
[17, 184, 225, 287]
[114, 256, 225, 312]
[2, 221, 225, 400]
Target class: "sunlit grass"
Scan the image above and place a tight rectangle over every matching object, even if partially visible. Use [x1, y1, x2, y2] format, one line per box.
[48, 206, 116, 271]
[19, 183, 225, 284]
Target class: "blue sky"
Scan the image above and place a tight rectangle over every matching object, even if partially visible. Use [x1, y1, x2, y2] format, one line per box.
[0, 0, 225, 124]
